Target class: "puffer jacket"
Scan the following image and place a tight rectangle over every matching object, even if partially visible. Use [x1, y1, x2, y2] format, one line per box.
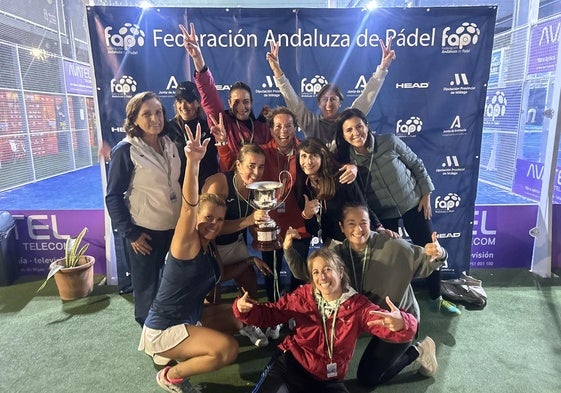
[351, 133, 434, 219]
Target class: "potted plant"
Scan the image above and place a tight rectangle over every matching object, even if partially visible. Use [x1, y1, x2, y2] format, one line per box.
[37, 227, 96, 300]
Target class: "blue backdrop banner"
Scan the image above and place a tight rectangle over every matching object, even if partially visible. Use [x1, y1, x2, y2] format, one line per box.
[87, 6, 497, 276]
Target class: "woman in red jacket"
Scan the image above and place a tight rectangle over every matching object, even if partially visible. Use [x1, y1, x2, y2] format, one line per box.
[233, 247, 417, 393]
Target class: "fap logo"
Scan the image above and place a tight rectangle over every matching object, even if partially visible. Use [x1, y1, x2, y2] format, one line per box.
[396, 116, 423, 137]
[434, 193, 461, 213]
[485, 91, 507, 123]
[110, 75, 138, 98]
[441, 22, 480, 53]
[300, 75, 328, 98]
[104, 23, 146, 54]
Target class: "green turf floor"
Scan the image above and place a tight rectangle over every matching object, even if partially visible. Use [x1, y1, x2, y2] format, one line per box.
[1, 268, 560, 393]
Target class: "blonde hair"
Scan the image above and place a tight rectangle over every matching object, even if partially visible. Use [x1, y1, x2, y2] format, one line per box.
[198, 193, 226, 210]
[307, 247, 350, 290]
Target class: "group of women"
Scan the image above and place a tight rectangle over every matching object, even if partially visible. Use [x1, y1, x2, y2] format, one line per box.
[104, 21, 460, 393]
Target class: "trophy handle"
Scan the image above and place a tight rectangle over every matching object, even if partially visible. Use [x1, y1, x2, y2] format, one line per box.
[278, 170, 293, 206]
[232, 173, 255, 210]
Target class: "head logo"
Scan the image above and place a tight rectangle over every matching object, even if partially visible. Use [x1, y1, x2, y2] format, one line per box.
[434, 193, 461, 212]
[485, 91, 507, 122]
[396, 116, 423, 136]
[442, 22, 480, 50]
[300, 75, 328, 97]
[110, 75, 137, 97]
[104, 23, 145, 51]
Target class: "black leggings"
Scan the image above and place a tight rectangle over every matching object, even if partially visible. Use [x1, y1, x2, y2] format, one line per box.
[253, 350, 349, 393]
[356, 336, 419, 387]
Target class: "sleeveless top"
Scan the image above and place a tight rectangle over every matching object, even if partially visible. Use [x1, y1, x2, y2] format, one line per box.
[144, 246, 221, 330]
[215, 171, 254, 245]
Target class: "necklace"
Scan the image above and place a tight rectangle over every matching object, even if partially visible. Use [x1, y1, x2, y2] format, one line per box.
[233, 173, 250, 218]
[235, 117, 255, 145]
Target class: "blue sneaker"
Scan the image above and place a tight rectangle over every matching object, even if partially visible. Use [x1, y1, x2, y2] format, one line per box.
[432, 297, 461, 316]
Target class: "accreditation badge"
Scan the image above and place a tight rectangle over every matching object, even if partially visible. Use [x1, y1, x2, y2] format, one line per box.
[326, 362, 338, 378]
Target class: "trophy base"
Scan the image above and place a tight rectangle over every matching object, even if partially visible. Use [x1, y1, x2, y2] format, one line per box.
[252, 238, 282, 252]
[251, 225, 282, 252]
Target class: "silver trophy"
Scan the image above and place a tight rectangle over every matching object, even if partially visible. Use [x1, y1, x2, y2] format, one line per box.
[244, 171, 292, 251]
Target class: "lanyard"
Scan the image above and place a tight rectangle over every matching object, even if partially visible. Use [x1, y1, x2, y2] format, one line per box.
[306, 178, 325, 240]
[236, 117, 254, 146]
[349, 244, 369, 293]
[143, 138, 172, 188]
[275, 147, 292, 174]
[319, 297, 341, 362]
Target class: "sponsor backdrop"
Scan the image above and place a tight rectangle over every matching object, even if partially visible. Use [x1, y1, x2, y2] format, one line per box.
[9, 210, 106, 276]
[87, 6, 497, 276]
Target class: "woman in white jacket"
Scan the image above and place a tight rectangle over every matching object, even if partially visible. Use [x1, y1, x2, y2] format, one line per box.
[106, 91, 181, 327]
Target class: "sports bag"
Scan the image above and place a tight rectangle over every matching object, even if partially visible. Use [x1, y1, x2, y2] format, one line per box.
[441, 272, 487, 309]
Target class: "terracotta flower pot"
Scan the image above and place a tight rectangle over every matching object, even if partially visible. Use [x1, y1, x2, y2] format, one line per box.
[49, 256, 95, 300]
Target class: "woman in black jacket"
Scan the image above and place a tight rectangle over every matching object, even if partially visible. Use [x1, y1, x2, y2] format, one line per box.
[294, 137, 392, 246]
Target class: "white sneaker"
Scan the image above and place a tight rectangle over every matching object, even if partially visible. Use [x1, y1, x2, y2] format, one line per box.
[240, 325, 269, 347]
[265, 324, 282, 340]
[415, 336, 438, 377]
[153, 353, 174, 367]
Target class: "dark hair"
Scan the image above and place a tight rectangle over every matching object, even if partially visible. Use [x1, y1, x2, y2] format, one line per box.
[296, 137, 339, 201]
[334, 107, 370, 163]
[229, 81, 253, 103]
[237, 143, 266, 164]
[266, 106, 298, 130]
[316, 83, 344, 103]
[123, 91, 167, 138]
[307, 247, 350, 291]
[340, 202, 369, 222]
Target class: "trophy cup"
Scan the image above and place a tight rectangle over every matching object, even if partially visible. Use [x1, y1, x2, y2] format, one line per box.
[244, 172, 292, 251]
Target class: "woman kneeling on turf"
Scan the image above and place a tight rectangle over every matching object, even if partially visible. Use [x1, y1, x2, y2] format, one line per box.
[139, 122, 241, 392]
[233, 247, 417, 393]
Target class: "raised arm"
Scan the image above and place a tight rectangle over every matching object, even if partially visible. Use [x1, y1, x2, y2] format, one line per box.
[283, 228, 309, 281]
[208, 113, 236, 171]
[180, 23, 205, 72]
[266, 41, 284, 79]
[170, 123, 210, 260]
[180, 23, 226, 127]
[267, 41, 320, 139]
[352, 37, 396, 115]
